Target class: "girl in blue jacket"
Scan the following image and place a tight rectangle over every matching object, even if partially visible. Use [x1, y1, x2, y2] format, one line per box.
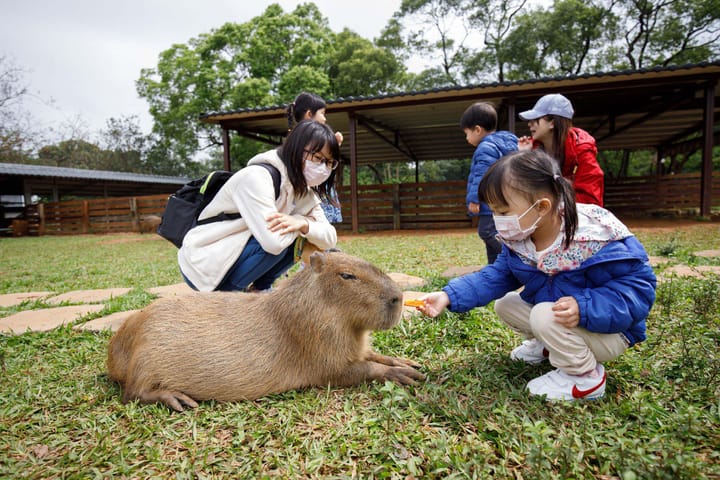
[418, 150, 656, 401]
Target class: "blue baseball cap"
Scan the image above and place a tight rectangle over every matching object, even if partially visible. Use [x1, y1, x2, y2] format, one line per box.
[519, 94, 574, 120]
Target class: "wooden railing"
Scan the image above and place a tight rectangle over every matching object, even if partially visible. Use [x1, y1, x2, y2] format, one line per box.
[20, 172, 720, 236]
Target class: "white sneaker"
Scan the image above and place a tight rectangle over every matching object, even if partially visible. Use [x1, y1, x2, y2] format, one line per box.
[510, 339, 549, 364]
[526, 364, 606, 401]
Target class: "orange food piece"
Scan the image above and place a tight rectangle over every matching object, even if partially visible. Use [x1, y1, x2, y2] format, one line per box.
[403, 299, 425, 307]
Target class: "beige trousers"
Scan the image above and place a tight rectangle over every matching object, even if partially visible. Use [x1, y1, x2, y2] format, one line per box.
[494, 291, 628, 375]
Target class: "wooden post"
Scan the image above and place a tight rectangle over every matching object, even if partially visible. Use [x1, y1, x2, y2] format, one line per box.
[129, 197, 140, 232]
[223, 127, 232, 171]
[700, 81, 715, 217]
[82, 200, 89, 234]
[37, 203, 45, 236]
[392, 183, 401, 230]
[348, 112, 359, 233]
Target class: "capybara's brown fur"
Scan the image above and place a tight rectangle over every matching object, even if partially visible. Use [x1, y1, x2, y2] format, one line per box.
[107, 250, 424, 411]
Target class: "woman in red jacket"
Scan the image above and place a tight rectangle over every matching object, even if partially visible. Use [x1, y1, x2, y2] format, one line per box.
[518, 94, 604, 206]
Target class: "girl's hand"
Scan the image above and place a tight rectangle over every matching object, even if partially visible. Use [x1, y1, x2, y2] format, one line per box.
[417, 291, 450, 318]
[266, 213, 309, 235]
[518, 136, 533, 151]
[468, 202, 480, 214]
[335, 131, 344, 146]
[552, 296, 579, 328]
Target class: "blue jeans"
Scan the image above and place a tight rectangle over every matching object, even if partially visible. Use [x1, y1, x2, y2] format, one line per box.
[183, 236, 295, 292]
[478, 215, 502, 264]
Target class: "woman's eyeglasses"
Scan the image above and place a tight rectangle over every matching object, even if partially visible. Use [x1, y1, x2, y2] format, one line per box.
[304, 150, 339, 170]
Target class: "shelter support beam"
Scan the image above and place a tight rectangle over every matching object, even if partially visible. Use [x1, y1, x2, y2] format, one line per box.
[348, 112, 359, 233]
[701, 81, 716, 217]
[222, 128, 231, 171]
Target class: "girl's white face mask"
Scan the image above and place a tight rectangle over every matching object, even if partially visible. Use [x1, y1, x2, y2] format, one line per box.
[493, 200, 542, 241]
[303, 160, 331, 187]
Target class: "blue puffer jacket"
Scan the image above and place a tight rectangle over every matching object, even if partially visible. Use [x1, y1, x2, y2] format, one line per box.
[466, 131, 518, 216]
[443, 236, 656, 346]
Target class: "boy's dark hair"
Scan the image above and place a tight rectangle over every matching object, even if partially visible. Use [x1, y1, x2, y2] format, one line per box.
[479, 150, 578, 249]
[460, 102, 498, 131]
[287, 92, 327, 131]
[277, 120, 339, 201]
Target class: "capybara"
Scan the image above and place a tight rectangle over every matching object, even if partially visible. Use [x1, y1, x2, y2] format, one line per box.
[107, 250, 425, 411]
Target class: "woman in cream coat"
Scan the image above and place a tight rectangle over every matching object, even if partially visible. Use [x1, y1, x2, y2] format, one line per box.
[179, 120, 339, 291]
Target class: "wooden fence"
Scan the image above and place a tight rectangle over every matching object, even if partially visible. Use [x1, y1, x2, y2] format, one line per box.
[21, 172, 720, 236]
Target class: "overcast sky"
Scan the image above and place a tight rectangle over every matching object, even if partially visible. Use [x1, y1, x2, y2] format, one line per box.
[1, 0, 402, 137]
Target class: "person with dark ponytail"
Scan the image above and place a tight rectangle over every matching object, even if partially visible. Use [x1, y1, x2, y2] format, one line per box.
[518, 94, 604, 207]
[415, 150, 656, 401]
[287, 92, 343, 224]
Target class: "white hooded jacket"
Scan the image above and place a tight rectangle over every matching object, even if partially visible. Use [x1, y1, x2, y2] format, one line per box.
[178, 149, 337, 291]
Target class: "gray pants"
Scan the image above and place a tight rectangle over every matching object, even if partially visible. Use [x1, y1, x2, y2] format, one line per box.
[494, 291, 628, 375]
[478, 215, 502, 263]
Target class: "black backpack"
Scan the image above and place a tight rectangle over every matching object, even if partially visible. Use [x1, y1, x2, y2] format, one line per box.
[157, 163, 281, 248]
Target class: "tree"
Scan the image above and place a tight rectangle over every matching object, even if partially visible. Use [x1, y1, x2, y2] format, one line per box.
[328, 29, 405, 97]
[38, 139, 101, 169]
[137, 3, 407, 172]
[386, 0, 472, 86]
[0, 55, 36, 163]
[500, 0, 618, 80]
[616, 0, 720, 69]
[137, 4, 332, 169]
[97, 115, 149, 173]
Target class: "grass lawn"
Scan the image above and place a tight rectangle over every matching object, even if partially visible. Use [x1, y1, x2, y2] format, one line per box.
[1, 221, 719, 479]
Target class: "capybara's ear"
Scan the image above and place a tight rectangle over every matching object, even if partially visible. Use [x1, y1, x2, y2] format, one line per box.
[309, 251, 327, 272]
[326, 247, 342, 253]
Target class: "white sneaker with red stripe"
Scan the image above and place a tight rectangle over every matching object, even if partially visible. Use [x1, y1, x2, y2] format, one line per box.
[526, 364, 606, 401]
[510, 339, 549, 364]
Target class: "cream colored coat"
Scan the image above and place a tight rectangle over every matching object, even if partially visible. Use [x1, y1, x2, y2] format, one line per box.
[178, 150, 337, 291]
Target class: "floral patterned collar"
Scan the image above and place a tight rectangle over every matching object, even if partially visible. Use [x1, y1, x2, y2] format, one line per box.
[502, 204, 633, 274]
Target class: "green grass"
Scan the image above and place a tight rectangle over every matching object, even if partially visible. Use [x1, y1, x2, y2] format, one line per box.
[1, 224, 719, 479]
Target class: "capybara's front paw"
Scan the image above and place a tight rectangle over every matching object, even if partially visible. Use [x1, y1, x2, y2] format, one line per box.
[151, 390, 199, 412]
[381, 365, 426, 385]
[366, 352, 422, 369]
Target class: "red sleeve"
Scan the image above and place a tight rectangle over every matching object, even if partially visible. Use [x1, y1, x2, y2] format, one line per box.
[563, 132, 604, 206]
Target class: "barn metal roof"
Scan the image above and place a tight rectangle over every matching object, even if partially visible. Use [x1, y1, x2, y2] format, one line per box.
[201, 62, 720, 167]
[0, 163, 189, 199]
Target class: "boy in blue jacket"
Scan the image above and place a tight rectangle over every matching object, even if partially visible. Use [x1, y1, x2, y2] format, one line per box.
[418, 150, 656, 401]
[461, 102, 518, 263]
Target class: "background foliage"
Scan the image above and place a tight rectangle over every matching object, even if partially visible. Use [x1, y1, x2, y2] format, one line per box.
[1, 1, 718, 179]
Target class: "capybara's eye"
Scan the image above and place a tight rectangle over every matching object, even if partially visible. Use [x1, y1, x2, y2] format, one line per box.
[339, 272, 357, 280]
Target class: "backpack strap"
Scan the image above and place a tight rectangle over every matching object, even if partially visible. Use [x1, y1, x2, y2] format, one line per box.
[256, 162, 281, 200]
[195, 163, 281, 226]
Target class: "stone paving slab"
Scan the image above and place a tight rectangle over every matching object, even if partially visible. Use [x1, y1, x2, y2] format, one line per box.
[0, 305, 106, 334]
[76, 309, 140, 332]
[693, 249, 720, 258]
[45, 288, 132, 305]
[0, 291, 54, 308]
[146, 283, 193, 298]
[659, 265, 720, 279]
[648, 256, 670, 267]
[442, 265, 483, 278]
[388, 272, 426, 289]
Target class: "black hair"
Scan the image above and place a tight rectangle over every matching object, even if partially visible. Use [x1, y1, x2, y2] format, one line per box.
[277, 120, 339, 201]
[542, 115, 572, 167]
[479, 150, 578, 249]
[286, 92, 327, 131]
[460, 102, 498, 131]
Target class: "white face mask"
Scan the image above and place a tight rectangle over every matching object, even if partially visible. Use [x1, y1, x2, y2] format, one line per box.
[493, 200, 542, 242]
[303, 160, 331, 187]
